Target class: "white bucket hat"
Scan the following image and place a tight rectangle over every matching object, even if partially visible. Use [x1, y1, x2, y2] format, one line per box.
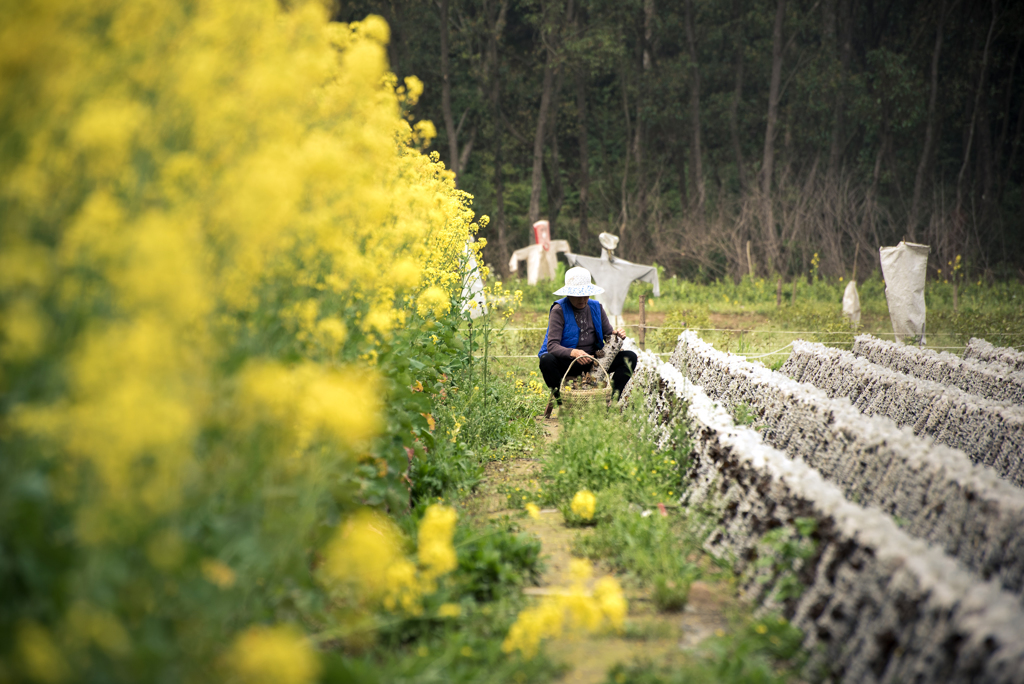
[553, 266, 604, 297]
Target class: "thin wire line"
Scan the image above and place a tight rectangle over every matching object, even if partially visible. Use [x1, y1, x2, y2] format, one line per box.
[473, 345, 973, 360]
[480, 326, 1021, 337]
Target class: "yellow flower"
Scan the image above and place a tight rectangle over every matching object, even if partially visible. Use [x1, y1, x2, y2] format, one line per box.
[570, 490, 596, 521]
[438, 603, 462, 618]
[525, 503, 540, 519]
[501, 569, 627, 659]
[417, 285, 451, 319]
[755, 624, 768, 634]
[594, 577, 627, 630]
[418, 504, 458, 582]
[226, 625, 320, 684]
[201, 559, 237, 589]
[321, 509, 404, 599]
[16, 622, 71, 684]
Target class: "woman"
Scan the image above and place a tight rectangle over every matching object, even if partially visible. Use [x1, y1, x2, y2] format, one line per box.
[538, 267, 637, 417]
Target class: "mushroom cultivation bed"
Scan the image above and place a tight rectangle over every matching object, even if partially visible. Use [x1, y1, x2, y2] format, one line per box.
[965, 337, 1024, 372]
[624, 349, 1024, 683]
[666, 331, 1024, 598]
[782, 340, 1024, 488]
[852, 334, 1024, 406]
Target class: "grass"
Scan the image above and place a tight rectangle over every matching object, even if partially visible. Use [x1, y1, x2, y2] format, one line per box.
[385, 273, 1024, 682]
[492, 267, 1024, 362]
[527, 399, 812, 682]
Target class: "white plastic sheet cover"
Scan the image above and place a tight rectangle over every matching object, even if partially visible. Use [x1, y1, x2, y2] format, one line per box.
[842, 280, 861, 325]
[461, 241, 487, 319]
[879, 241, 929, 345]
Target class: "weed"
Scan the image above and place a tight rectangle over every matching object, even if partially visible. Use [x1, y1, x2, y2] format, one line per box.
[732, 403, 757, 427]
[651, 575, 690, 613]
[541, 405, 686, 507]
[574, 490, 702, 610]
[603, 614, 806, 683]
[454, 523, 544, 601]
[753, 518, 818, 604]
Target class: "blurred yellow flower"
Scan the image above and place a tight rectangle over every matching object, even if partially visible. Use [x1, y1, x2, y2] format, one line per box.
[226, 625, 320, 684]
[571, 490, 596, 521]
[322, 509, 404, 599]
[502, 564, 626, 659]
[418, 504, 458, 582]
[438, 603, 462, 618]
[17, 622, 71, 684]
[201, 559, 237, 589]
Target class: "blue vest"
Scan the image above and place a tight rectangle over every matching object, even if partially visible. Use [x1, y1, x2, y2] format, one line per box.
[538, 298, 605, 357]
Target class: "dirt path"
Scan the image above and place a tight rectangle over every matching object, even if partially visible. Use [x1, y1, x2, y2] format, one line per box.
[467, 417, 735, 683]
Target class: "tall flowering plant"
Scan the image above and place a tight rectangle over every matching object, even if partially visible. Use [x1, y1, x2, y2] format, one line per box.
[0, 1, 480, 681]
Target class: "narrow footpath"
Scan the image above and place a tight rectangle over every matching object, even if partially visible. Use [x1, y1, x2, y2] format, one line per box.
[466, 416, 736, 684]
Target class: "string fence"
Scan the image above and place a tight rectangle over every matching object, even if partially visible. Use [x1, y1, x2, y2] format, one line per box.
[465, 326, 1024, 360]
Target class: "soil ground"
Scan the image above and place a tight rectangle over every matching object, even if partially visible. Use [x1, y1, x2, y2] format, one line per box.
[466, 416, 735, 684]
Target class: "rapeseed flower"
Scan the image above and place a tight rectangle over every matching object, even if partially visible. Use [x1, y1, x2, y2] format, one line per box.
[571, 490, 597, 521]
[418, 504, 458, 583]
[226, 625, 320, 684]
[501, 560, 627, 659]
[2, 0, 479, 676]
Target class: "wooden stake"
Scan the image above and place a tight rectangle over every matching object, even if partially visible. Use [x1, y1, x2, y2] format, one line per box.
[638, 294, 646, 351]
[791, 278, 797, 305]
[746, 240, 755, 279]
[776, 278, 782, 308]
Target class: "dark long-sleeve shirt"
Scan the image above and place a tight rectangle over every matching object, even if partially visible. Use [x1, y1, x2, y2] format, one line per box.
[545, 301, 613, 359]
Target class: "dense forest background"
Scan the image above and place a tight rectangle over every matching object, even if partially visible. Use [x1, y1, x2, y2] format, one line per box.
[336, 0, 1024, 283]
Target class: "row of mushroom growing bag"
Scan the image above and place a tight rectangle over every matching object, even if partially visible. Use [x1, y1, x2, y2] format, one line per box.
[619, 331, 1024, 683]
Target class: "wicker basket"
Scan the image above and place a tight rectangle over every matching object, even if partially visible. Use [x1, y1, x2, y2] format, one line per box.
[558, 357, 612, 416]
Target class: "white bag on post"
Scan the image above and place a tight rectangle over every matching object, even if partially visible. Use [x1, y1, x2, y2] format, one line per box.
[879, 241, 930, 345]
[842, 280, 861, 326]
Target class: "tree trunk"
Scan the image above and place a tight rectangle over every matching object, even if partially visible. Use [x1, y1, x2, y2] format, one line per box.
[631, 0, 655, 228]
[485, 0, 510, 273]
[729, 0, 747, 192]
[978, 83, 994, 224]
[760, 0, 786, 270]
[908, 0, 946, 241]
[995, 34, 1022, 204]
[1005, 74, 1024, 203]
[684, 0, 705, 215]
[956, 0, 998, 218]
[440, 0, 461, 182]
[827, 0, 851, 177]
[576, 70, 591, 248]
[529, 49, 556, 225]
[619, 68, 632, 234]
[493, 117, 509, 276]
[675, 137, 690, 211]
[544, 67, 566, 232]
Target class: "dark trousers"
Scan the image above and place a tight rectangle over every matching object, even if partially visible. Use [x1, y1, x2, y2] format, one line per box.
[539, 350, 637, 397]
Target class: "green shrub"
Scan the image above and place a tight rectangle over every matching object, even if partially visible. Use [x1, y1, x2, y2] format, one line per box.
[575, 491, 698, 594]
[603, 614, 806, 683]
[651, 575, 691, 613]
[541, 404, 686, 507]
[454, 521, 543, 601]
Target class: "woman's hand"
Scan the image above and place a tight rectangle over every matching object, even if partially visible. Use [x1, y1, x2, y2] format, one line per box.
[570, 348, 593, 365]
[613, 328, 626, 339]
